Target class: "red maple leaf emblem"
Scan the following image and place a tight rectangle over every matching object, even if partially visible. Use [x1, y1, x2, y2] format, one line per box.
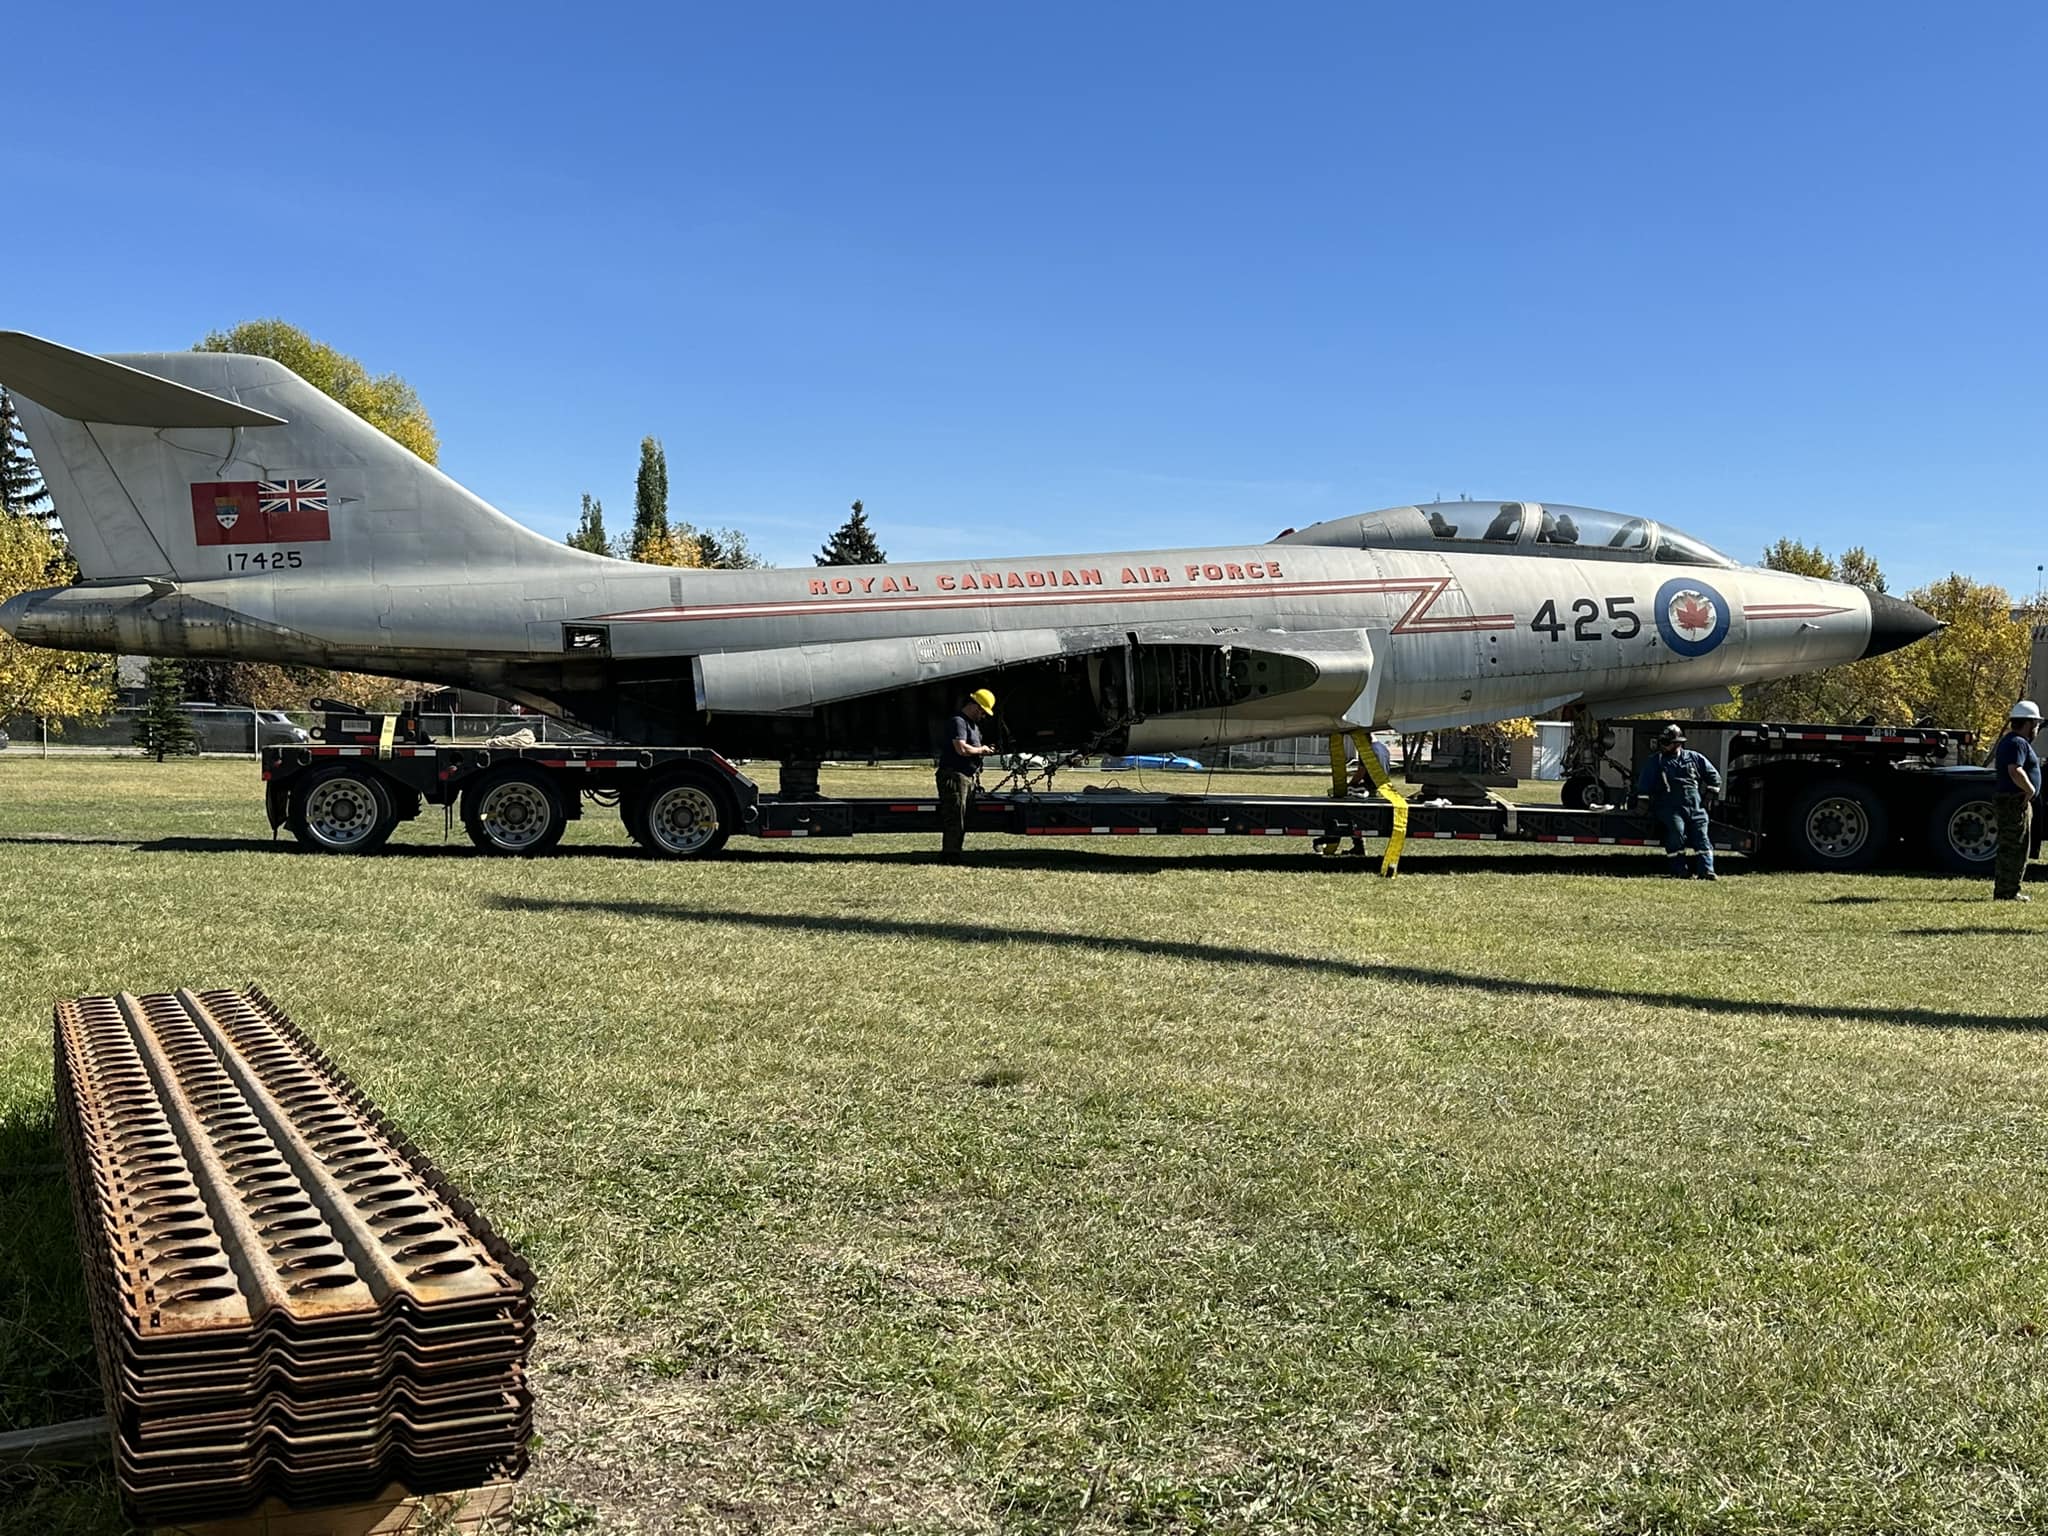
[1672, 594, 1716, 633]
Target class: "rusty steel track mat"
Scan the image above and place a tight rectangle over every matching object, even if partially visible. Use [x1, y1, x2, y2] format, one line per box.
[54, 988, 534, 1525]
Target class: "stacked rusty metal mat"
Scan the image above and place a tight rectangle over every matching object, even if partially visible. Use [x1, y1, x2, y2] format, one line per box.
[53, 988, 534, 1526]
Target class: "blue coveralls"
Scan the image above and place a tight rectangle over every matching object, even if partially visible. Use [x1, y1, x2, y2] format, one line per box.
[1636, 746, 1723, 877]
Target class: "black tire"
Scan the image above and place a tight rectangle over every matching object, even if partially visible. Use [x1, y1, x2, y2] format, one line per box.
[1782, 776, 1891, 871]
[460, 766, 567, 856]
[1926, 783, 1999, 874]
[1560, 772, 1615, 810]
[624, 769, 735, 858]
[287, 766, 398, 854]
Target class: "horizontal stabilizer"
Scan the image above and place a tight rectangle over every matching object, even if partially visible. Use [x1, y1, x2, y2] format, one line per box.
[0, 331, 286, 427]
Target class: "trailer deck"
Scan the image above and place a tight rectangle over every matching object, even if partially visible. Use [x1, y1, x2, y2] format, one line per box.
[752, 788, 1755, 852]
[258, 708, 1994, 871]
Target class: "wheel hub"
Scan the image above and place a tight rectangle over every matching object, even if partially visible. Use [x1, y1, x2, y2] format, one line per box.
[480, 782, 552, 849]
[305, 780, 377, 846]
[1947, 803, 1996, 861]
[649, 785, 720, 854]
[1805, 797, 1869, 858]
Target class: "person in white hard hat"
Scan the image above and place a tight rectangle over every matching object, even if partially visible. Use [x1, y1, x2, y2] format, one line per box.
[1991, 701, 2042, 901]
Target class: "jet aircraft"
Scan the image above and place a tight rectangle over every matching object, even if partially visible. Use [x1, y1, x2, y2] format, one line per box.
[0, 333, 1941, 764]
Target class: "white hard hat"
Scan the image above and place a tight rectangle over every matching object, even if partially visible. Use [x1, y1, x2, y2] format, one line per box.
[2012, 700, 2042, 721]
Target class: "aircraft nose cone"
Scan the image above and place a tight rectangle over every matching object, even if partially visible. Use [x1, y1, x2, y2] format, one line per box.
[1862, 591, 1942, 659]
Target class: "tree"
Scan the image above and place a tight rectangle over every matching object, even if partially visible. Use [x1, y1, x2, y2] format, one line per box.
[1759, 538, 1835, 580]
[816, 500, 887, 566]
[0, 387, 50, 522]
[134, 657, 197, 760]
[693, 526, 765, 569]
[631, 437, 669, 560]
[568, 493, 615, 557]
[0, 515, 114, 726]
[1838, 547, 1886, 593]
[1904, 575, 2032, 744]
[1742, 542, 1918, 725]
[634, 528, 705, 568]
[195, 321, 438, 463]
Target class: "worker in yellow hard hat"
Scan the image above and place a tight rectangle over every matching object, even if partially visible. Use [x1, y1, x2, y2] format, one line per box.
[936, 688, 997, 862]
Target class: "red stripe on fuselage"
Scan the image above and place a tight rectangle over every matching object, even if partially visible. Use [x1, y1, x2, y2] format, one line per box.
[588, 575, 1514, 636]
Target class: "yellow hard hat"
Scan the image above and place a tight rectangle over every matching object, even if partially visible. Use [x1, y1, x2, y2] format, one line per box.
[968, 688, 997, 713]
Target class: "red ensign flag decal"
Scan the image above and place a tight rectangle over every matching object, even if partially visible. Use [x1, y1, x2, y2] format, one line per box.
[190, 480, 333, 545]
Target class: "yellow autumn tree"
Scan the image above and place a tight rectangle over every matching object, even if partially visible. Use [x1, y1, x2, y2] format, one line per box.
[0, 516, 115, 727]
[1903, 575, 2033, 747]
[634, 528, 706, 568]
[195, 321, 439, 464]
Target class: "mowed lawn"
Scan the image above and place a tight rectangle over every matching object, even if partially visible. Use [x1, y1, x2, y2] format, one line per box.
[2, 756, 2045, 1535]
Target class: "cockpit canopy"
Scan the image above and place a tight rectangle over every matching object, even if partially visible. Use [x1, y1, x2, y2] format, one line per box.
[1272, 502, 1737, 568]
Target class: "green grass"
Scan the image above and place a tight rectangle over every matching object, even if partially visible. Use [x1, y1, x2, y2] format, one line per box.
[2, 756, 2044, 1534]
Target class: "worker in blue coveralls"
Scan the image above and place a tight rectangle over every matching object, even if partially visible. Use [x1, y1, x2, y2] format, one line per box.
[1636, 723, 1724, 879]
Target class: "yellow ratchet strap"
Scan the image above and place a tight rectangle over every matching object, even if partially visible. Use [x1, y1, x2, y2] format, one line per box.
[1315, 732, 1349, 855]
[377, 714, 396, 760]
[1349, 730, 1407, 878]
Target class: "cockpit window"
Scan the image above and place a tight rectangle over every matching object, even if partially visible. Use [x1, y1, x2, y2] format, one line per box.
[1273, 502, 1737, 568]
[1536, 505, 1650, 552]
[1424, 503, 1523, 542]
[1653, 528, 1734, 566]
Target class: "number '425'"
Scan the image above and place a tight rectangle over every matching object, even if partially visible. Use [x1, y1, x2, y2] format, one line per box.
[1529, 596, 1642, 642]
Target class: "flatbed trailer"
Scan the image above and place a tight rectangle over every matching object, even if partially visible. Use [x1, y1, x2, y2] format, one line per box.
[258, 708, 1996, 872]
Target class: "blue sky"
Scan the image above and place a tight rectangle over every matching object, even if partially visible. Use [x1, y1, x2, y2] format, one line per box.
[11, 3, 2044, 590]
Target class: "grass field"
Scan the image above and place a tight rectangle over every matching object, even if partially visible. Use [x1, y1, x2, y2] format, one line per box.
[2, 755, 2045, 1535]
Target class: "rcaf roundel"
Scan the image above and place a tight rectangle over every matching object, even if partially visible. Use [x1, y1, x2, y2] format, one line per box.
[1654, 577, 1730, 658]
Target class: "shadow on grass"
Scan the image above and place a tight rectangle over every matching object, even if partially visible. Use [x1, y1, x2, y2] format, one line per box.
[1897, 926, 2038, 937]
[487, 898, 2045, 1033]
[43, 835, 1713, 879]
[0, 1104, 120, 1534]
[0, 1107, 98, 1433]
[2, 833, 2002, 884]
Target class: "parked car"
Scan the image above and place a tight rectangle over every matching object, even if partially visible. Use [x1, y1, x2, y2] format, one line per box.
[255, 710, 313, 746]
[1099, 753, 1205, 772]
[180, 703, 312, 749]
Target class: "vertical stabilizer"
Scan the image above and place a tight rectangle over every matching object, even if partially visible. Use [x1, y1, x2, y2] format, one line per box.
[0, 332, 599, 584]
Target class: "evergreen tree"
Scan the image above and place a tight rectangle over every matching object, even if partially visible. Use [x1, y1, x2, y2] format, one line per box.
[134, 658, 197, 761]
[816, 500, 887, 566]
[0, 387, 51, 522]
[568, 493, 614, 556]
[631, 437, 669, 560]
[695, 526, 765, 569]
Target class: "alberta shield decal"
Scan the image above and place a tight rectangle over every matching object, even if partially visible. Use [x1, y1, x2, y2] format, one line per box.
[1654, 577, 1730, 658]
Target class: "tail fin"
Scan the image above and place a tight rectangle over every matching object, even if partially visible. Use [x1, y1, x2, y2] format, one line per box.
[0, 332, 587, 582]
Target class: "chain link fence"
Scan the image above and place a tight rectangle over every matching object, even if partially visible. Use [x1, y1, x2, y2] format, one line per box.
[0, 710, 597, 757]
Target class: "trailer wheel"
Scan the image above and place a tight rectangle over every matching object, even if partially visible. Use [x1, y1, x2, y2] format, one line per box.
[1783, 777, 1890, 871]
[625, 770, 734, 857]
[461, 766, 567, 856]
[1927, 784, 1998, 873]
[1560, 772, 1615, 810]
[287, 766, 398, 854]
